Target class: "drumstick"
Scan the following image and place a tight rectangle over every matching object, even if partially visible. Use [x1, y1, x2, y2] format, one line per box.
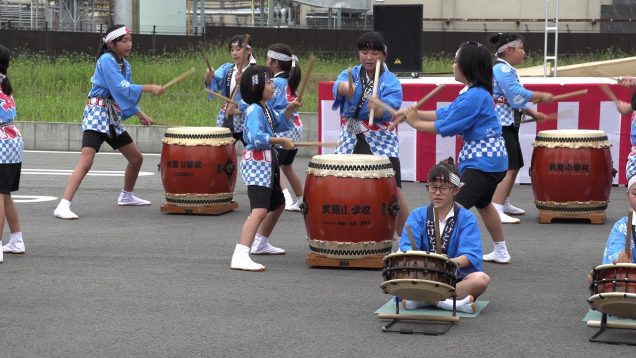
[296, 55, 316, 103]
[388, 84, 445, 130]
[365, 95, 398, 116]
[205, 88, 237, 105]
[293, 141, 340, 148]
[433, 206, 442, 255]
[599, 84, 619, 102]
[520, 111, 560, 124]
[162, 67, 196, 90]
[405, 224, 417, 251]
[347, 67, 353, 101]
[533, 89, 588, 103]
[626, 210, 633, 259]
[368, 59, 382, 127]
[204, 55, 213, 72]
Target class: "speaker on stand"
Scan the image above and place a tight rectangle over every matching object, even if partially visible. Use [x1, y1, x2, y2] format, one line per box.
[373, 4, 423, 77]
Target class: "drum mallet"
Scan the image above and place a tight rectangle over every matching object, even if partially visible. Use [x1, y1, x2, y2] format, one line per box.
[163, 67, 196, 90]
[405, 224, 417, 251]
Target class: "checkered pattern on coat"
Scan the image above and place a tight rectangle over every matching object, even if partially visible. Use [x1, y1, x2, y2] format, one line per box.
[627, 146, 636, 180]
[459, 136, 507, 161]
[494, 97, 515, 127]
[215, 103, 246, 134]
[273, 114, 303, 143]
[241, 150, 273, 187]
[0, 124, 23, 164]
[82, 102, 125, 136]
[334, 119, 399, 157]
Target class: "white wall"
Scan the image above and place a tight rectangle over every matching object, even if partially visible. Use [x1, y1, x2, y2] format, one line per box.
[139, 0, 187, 34]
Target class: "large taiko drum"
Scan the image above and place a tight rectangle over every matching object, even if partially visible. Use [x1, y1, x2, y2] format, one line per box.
[530, 130, 613, 216]
[381, 251, 458, 302]
[588, 263, 636, 319]
[160, 127, 237, 207]
[303, 154, 398, 259]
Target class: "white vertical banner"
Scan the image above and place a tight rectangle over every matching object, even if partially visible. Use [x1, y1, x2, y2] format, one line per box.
[397, 100, 417, 182]
[434, 102, 456, 165]
[320, 100, 339, 155]
[598, 101, 623, 185]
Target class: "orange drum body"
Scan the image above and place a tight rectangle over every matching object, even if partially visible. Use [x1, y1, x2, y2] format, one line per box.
[303, 154, 398, 258]
[160, 127, 237, 206]
[530, 130, 613, 217]
[589, 263, 636, 319]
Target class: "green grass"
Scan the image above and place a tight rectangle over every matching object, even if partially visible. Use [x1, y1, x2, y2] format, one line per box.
[9, 47, 629, 126]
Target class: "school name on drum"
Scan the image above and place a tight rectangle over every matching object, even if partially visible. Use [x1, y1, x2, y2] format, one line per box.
[547, 162, 590, 174]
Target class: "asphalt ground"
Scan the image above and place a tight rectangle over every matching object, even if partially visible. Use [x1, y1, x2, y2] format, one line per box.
[0, 150, 634, 357]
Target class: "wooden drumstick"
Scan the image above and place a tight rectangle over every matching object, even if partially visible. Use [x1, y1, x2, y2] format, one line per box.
[347, 67, 353, 101]
[162, 67, 195, 90]
[405, 224, 417, 251]
[296, 55, 316, 103]
[204, 55, 213, 72]
[520, 111, 560, 124]
[626, 210, 633, 259]
[366, 95, 398, 116]
[368, 59, 382, 127]
[205, 88, 237, 105]
[388, 84, 445, 129]
[533, 89, 588, 103]
[599, 84, 619, 102]
[294, 141, 340, 148]
[433, 206, 442, 255]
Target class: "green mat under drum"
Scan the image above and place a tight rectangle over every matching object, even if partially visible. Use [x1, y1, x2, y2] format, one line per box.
[375, 299, 489, 319]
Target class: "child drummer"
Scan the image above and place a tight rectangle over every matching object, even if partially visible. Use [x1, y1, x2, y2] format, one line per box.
[399, 158, 490, 313]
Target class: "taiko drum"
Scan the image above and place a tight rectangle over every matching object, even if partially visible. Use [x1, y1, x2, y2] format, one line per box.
[303, 154, 398, 259]
[160, 127, 237, 206]
[588, 263, 636, 319]
[530, 130, 613, 215]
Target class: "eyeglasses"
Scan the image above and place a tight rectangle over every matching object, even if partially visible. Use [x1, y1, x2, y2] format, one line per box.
[425, 185, 452, 194]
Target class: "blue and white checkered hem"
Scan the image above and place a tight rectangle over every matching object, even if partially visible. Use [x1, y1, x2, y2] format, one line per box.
[241, 157, 273, 187]
[459, 136, 507, 161]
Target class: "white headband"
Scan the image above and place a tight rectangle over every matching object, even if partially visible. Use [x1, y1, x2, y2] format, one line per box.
[449, 173, 463, 188]
[103, 26, 130, 44]
[267, 51, 299, 68]
[496, 39, 523, 54]
[231, 40, 252, 49]
[629, 174, 636, 191]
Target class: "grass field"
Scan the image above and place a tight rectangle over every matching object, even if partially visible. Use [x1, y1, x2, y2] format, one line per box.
[9, 46, 630, 126]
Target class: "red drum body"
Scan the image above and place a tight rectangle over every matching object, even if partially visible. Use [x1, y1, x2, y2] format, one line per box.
[160, 127, 237, 206]
[381, 251, 458, 302]
[588, 263, 636, 319]
[303, 154, 398, 259]
[530, 130, 613, 215]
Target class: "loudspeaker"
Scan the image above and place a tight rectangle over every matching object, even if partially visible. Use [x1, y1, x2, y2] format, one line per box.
[373, 4, 423, 74]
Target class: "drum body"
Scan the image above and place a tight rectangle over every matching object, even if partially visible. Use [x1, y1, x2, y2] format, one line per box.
[160, 127, 237, 206]
[589, 263, 636, 319]
[303, 154, 398, 259]
[381, 251, 458, 302]
[530, 130, 613, 214]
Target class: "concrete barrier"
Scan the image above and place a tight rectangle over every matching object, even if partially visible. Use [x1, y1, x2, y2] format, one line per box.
[16, 112, 320, 156]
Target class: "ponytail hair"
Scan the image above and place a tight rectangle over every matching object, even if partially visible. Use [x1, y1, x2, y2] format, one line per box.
[266, 43, 301, 96]
[0, 45, 13, 96]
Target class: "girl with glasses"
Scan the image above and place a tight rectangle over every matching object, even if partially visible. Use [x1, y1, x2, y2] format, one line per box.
[399, 158, 490, 313]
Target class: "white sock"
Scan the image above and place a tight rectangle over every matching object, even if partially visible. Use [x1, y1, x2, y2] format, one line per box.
[436, 296, 472, 311]
[58, 199, 72, 208]
[504, 197, 512, 206]
[296, 196, 303, 205]
[252, 234, 266, 249]
[493, 202, 504, 212]
[10, 232, 22, 241]
[283, 189, 294, 205]
[493, 241, 508, 252]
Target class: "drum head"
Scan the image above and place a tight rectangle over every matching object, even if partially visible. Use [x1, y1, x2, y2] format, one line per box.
[307, 154, 394, 178]
[380, 279, 456, 302]
[588, 293, 636, 319]
[162, 126, 234, 146]
[536, 129, 606, 138]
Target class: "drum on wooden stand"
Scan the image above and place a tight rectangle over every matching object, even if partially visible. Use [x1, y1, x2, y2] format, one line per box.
[303, 154, 398, 266]
[530, 129, 614, 224]
[159, 127, 238, 214]
[381, 251, 458, 302]
[588, 263, 636, 319]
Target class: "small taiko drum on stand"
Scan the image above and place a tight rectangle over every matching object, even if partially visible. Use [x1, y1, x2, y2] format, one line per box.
[381, 251, 458, 302]
[159, 127, 238, 215]
[530, 129, 614, 224]
[303, 154, 399, 268]
[588, 263, 636, 319]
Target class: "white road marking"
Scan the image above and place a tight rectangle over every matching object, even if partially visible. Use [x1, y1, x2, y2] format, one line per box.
[21, 169, 154, 177]
[12, 195, 58, 203]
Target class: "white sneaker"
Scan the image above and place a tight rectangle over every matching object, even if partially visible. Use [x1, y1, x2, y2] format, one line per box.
[483, 250, 511, 264]
[497, 210, 520, 224]
[503, 201, 526, 215]
[2, 239, 25, 254]
[118, 191, 151, 206]
[285, 201, 302, 212]
[231, 244, 266, 271]
[251, 235, 286, 255]
[54, 205, 79, 220]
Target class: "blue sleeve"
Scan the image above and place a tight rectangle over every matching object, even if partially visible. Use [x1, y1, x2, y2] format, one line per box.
[243, 105, 271, 149]
[399, 207, 429, 251]
[332, 68, 350, 111]
[602, 218, 628, 264]
[268, 78, 289, 112]
[375, 72, 402, 122]
[434, 91, 483, 137]
[98, 56, 143, 119]
[271, 103, 293, 133]
[454, 209, 483, 273]
[494, 63, 533, 110]
[210, 63, 232, 97]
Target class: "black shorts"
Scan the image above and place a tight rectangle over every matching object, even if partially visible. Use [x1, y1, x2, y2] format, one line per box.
[0, 162, 21, 193]
[353, 133, 402, 187]
[82, 130, 133, 152]
[247, 157, 284, 211]
[233, 132, 246, 146]
[275, 147, 298, 166]
[501, 125, 524, 170]
[455, 169, 506, 209]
